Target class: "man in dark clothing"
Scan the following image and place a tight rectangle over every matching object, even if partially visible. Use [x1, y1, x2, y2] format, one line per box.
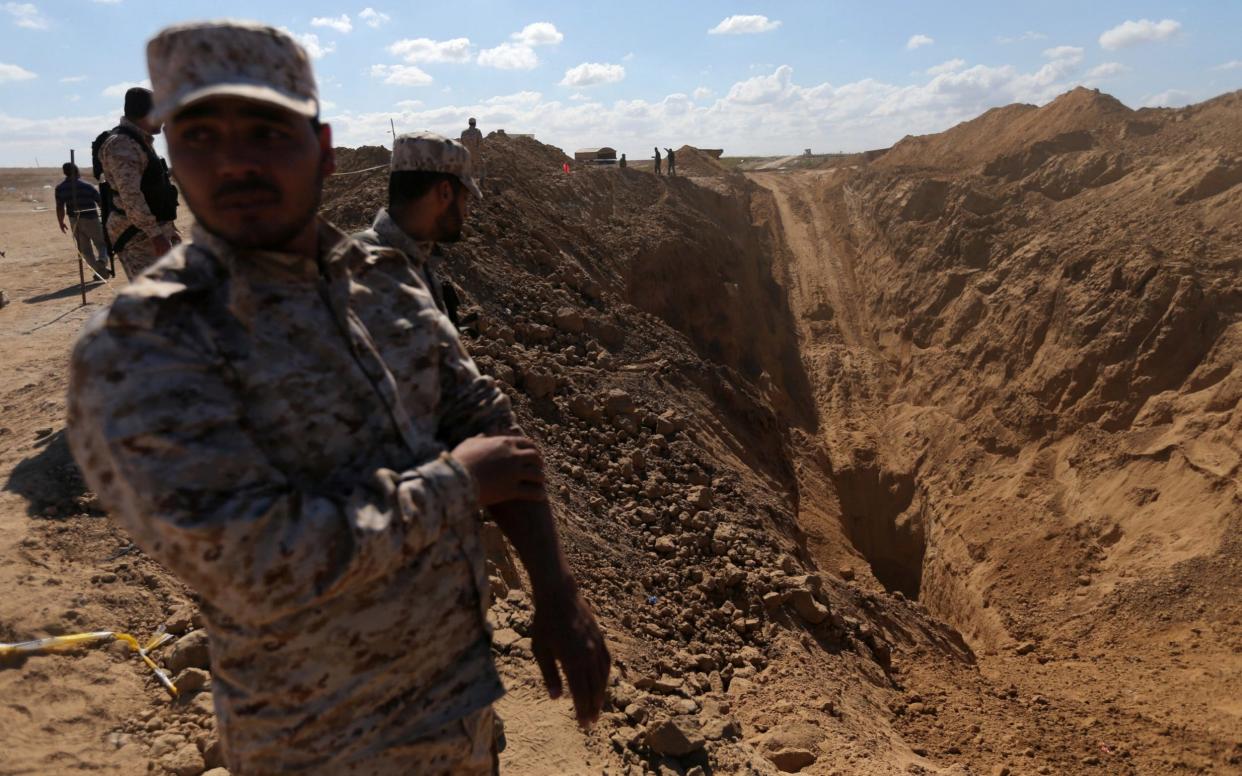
[665, 147, 676, 177]
[55, 162, 111, 279]
[653, 146, 662, 175]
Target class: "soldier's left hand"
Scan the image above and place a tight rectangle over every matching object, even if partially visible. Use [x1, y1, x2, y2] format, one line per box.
[530, 585, 610, 727]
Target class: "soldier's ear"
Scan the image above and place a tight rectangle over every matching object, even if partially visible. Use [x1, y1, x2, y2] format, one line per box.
[318, 123, 336, 178]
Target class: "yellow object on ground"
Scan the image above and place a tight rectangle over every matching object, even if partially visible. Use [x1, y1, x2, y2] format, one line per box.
[0, 630, 179, 697]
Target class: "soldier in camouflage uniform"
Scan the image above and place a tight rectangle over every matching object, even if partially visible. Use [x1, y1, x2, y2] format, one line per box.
[353, 132, 478, 328]
[97, 87, 180, 280]
[67, 21, 609, 775]
[460, 117, 484, 181]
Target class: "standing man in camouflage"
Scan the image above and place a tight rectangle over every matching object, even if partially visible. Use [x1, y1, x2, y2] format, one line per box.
[354, 132, 476, 328]
[97, 86, 180, 280]
[460, 116, 484, 180]
[67, 21, 608, 775]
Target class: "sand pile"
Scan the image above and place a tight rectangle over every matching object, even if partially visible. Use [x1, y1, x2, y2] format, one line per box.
[671, 146, 731, 178]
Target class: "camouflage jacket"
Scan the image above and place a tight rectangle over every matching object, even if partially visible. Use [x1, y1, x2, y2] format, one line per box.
[459, 127, 483, 160]
[67, 219, 511, 773]
[353, 208, 453, 322]
[99, 117, 177, 245]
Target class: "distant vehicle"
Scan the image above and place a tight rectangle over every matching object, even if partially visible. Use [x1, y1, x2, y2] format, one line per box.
[574, 147, 618, 165]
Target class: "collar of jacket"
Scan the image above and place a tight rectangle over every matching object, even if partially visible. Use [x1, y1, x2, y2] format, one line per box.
[118, 116, 155, 146]
[370, 208, 442, 272]
[192, 216, 352, 282]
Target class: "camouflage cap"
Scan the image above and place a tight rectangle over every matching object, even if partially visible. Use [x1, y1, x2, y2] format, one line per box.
[147, 20, 318, 124]
[391, 132, 483, 199]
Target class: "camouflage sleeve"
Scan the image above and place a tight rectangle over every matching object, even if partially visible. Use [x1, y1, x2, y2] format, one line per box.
[436, 323, 518, 444]
[67, 310, 478, 626]
[100, 135, 163, 238]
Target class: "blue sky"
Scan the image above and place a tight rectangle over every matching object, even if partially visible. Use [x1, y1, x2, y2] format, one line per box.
[0, 1, 1239, 166]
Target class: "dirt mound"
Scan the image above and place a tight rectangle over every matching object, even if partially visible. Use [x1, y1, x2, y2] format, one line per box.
[881, 87, 1136, 171]
[672, 146, 731, 177]
[332, 144, 390, 172]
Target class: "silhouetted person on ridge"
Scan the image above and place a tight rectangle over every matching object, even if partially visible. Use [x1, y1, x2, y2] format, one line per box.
[653, 146, 661, 175]
[665, 147, 676, 177]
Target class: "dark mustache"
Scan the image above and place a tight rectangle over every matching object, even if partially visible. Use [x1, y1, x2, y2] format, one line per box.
[213, 178, 282, 203]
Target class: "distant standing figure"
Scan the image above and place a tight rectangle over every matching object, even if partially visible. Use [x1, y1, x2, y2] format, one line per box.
[55, 162, 112, 279]
[460, 117, 484, 180]
[665, 147, 676, 177]
[653, 147, 662, 175]
[619, 153, 627, 169]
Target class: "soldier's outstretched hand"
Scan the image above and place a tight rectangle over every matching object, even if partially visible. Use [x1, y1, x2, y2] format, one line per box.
[531, 583, 611, 726]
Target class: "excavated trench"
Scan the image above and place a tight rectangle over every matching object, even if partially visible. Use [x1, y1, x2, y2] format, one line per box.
[741, 170, 961, 635]
[831, 464, 927, 599]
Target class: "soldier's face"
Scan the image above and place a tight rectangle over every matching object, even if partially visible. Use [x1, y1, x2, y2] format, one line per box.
[167, 97, 334, 250]
[434, 185, 471, 243]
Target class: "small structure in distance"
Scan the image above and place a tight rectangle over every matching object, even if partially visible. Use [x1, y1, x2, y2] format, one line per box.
[574, 147, 618, 165]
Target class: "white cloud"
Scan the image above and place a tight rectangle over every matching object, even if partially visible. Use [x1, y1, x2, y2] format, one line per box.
[59, 74, 86, 83]
[291, 53, 1135, 166]
[907, 34, 934, 50]
[101, 78, 150, 98]
[708, 14, 781, 35]
[693, 86, 713, 101]
[0, 110, 113, 165]
[476, 22, 561, 69]
[511, 21, 563, 47]
[997, 30, 1046, 44]
[622, 52, 635, 62]
[1099, 18, 1181, 50]
[1143, 89, 1192, 108]
[279, 29, 336, 59]
[1212, 60, 1242, 71]
[926, 58, 966, 76]
[478, 42, 538, 70]
[1087, 62, 1129, 79]
[727, 64, 794, 105]
[560, 62, 625, 88]
[1043, 46, 1084, 64]
[90, 0, 122, 4]
[358, 7, 389, 28]
[395, 99, 423, 110]
[390, 37, 473, 64]
[311, 14, 352, 34]
[370, 64, 432, 86]
[3, 2, 48, 29]
[0, 62, 36, 82]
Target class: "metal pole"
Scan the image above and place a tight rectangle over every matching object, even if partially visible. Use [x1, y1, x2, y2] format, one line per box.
[70, 149, 87, 305]
[390, 118, 396, 143]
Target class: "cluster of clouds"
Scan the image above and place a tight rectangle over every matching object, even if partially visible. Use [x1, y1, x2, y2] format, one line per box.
[2, 2, 48, 29]
[0, 9, 1235, 165]
[366, 21, 628, 91]
[325, 42, 1141, 158]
